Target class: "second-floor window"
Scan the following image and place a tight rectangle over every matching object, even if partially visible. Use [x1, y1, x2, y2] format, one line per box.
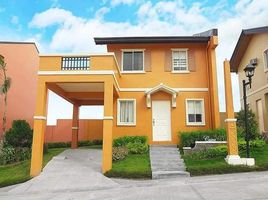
[172, 49, 188, 71]
[264, 49, 268, 70]
[122, 50, 144, 72]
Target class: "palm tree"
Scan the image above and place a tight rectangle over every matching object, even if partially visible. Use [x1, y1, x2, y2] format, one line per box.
[0, 55, 11, 140]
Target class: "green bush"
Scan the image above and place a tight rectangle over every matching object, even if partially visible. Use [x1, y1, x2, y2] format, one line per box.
[92, 139, 103, 145]
[184, 145, 227, 160]
[238, 139, 266, 150]
[78, 140, 93, 147]
[4, 120, 33, 148]
[179, 129, 226, 148]
[113, 136, 147, 147]
[112, 146, 128, 161]
[0, 147, 31, 165]
[236, 108, 259, 140]
[126, 142, 148, 154]
[47, 142, 71, 148]
[113, 136, 148, 154]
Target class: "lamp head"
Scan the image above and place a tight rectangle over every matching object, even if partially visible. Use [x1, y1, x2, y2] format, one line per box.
[244, 64, 256, 79]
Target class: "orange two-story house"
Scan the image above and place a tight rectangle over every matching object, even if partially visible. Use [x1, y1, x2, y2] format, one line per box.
[30, 29, 220, 176]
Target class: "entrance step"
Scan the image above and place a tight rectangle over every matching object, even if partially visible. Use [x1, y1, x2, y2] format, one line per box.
[149, 145, 190, 179]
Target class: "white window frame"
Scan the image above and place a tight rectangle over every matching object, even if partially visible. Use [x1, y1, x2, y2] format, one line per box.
[171, 48, 189, 73]
[185, 98, 205, 126]
[121, 49, 145, 73]
[263, 48, 268, 72]
[117, 99, 136, 126]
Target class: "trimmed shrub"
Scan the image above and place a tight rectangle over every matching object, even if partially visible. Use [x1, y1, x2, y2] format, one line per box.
[0, 147, 31, 165]
[236, 108, 259, 140]
[112, 146, 128, 161]
[184, 145, 227, 160]
[47, 142, 71, 148]
[126, 142, 148, 154]
[92, 139, 103, 145]
[179, 129, 226, 148]
[78, 140, 93, 147]
[238, 139, 266, 150]
[113, 136, 147, 147]
[4, 120, 33, 148]
[113, 136, 148, 154]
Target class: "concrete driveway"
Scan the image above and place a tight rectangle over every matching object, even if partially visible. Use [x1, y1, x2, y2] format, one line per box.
[0, 149, 268, 200]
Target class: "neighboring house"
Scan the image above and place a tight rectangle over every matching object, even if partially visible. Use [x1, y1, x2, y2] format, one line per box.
[230, 26, 268, 136]
[0, 42, 39, 132]
[30, 29, 220, 176]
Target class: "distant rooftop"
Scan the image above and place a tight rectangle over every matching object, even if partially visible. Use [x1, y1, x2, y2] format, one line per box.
[230, 26, 268, 72]
[94, 29, 217, 45]
[0, 41, 39, 53]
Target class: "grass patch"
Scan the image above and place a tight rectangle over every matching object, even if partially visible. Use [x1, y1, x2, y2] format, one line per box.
[0, 148, 66, 188]
[105, 153, 152, 179]
[184, 144, 268, 176]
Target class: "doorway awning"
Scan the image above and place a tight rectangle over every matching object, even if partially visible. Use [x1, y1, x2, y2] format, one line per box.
[145, 83, 178, 108]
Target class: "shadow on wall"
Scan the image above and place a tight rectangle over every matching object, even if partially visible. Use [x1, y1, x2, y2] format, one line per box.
[45, 119, 103, 143]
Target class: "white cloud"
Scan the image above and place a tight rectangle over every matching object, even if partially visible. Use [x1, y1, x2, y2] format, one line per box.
[11, 16, 19, 25]
[29, 0, 268, 113]
[111, 0, 136, 7]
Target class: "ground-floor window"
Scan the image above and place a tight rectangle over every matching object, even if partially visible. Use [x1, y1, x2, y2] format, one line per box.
[186, 99, 205, 126]
[117, 99, 136, 126]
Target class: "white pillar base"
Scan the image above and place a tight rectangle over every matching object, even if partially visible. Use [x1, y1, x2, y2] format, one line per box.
[225, 155, 255, 166]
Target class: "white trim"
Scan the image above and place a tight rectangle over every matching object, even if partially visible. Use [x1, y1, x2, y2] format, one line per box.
[119, 87, 208, 92]
[121, 49, 146, 51]
[121, 71, 146, 74]
[225, 155, 255, 166]
[171, 70, 190, 74]
[225, 118, 237, 122]
[34, 116, 46, 120]
[171, 49, 189, 72]
[121, 49, 145, 72]
[38, 70, 115, 75]
[72, 127, 79, 130]
[185, 98, 206, 126]
[117, 99, 136, 126]
[171, 48, 189, 51]
[39, 53, 115, 57]
[263, 48, 268, 72]
[103, 116, 113, 120]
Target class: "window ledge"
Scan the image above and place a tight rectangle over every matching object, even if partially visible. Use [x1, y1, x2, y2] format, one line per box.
[171, 70, 190, 74]
[121, 71, 146, 74]
[117, 123, 136, 126]
[186, 123, 206, 126]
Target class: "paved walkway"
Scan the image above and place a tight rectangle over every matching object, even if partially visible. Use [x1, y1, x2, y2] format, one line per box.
[1, 149, 268, 200]
[150, 145, 189, 179]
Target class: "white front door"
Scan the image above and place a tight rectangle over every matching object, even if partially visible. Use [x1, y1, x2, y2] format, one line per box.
[152, 100, 171, 141]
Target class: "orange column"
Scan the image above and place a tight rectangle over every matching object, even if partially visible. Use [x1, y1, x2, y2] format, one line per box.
[102, 81, 114, 173]
[71, 104, 79, 149]
[208, 36, 220, 129]
[30, 80, 48, 177]
[224, 60, 239, 157]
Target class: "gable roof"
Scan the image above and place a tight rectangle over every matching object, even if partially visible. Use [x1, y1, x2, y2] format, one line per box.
[230, 26, 268, 72]
[94, 29, 217, 45]
[145, 83, 177, 96]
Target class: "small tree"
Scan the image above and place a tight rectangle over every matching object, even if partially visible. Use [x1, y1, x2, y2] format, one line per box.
[236, 107, 259, 140]
[4, 120, 33, 148]
[0, 55, 11, 140]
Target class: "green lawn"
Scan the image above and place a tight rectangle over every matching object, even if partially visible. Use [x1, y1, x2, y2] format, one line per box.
[105, 153, 152, 179]
[0, 148, 66, 188]
[79, 144, 102, 149]
[183, 144, 268, 176]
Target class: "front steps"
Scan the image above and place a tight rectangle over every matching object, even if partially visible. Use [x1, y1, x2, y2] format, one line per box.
[149, 145, 190, 179]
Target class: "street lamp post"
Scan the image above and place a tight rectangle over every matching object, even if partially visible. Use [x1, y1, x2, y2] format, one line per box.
[242, 60, 256, 158]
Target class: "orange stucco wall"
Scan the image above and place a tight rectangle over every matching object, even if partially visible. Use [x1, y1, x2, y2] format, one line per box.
[0, 43, 39, 132]
[45, 119, 103, 143]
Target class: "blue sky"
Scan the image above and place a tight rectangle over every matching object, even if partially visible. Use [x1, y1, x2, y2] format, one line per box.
[0, 0, 268, 124]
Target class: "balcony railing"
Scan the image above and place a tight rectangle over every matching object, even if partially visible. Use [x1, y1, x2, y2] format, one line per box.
[61, 57, 90, 70]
